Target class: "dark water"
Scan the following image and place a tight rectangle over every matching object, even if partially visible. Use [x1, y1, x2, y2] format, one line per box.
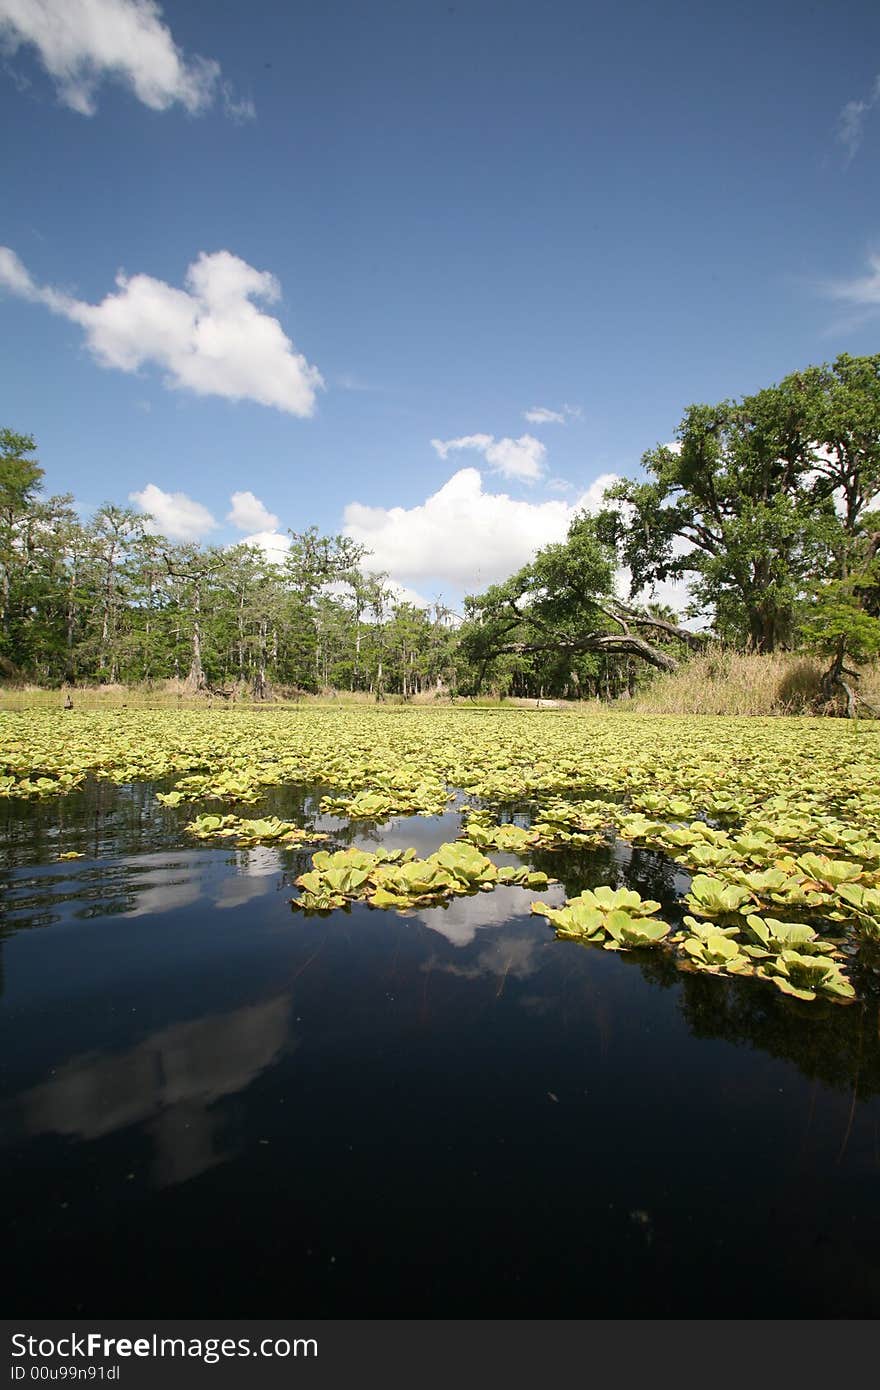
[2, 780, 880, 1316]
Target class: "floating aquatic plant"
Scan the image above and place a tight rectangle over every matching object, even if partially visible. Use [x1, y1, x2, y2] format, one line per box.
[531, 886, 669, 951]
[186, 813, 329, 847]
[682, 929, 752, 974]
[2, 705, 878, 1001]
[685, 875, 752, 919]
[293, 841, 550, 913]
[758, 950, 855, 1002]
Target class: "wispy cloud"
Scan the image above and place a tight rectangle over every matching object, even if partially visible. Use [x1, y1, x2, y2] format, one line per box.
[522, 403, 582, 425]
[0, 246, 323, 415]
[0, 0, 252, 118]
[430, 432, 547, 483]
[825, 249, 880, 309]
[221, 81, 255, 124]
[836, 73, 880, 162]
[335, 371, 378, 393]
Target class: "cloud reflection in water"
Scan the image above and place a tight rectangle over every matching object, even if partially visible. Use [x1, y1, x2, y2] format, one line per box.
[8, 993, 293, 1187]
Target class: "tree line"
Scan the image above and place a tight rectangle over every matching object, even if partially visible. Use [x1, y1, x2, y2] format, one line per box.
[0, 434, 457, 698]
[2, 352, 879, 708]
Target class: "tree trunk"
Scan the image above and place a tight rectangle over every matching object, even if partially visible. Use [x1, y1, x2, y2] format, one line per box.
[253, 618, 267, 700]
[821, 636, 858, 718]
[186, 581, 205, 690]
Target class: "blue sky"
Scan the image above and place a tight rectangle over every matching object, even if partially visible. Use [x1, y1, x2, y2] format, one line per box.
[1, 0, 879, 607]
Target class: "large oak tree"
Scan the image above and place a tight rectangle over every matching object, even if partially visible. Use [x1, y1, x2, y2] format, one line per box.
[598, 352, 880, 652]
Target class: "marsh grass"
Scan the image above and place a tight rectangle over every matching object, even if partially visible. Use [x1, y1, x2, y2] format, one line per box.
[632, 650, 880, 717]
[4, 656, 880, 716]
[0, 680, 497, 712]
[0, 679, 270, 711]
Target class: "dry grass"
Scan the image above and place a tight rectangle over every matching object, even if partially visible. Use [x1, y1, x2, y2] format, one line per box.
[631, 649, 880, 717]
[0, 679, 255, 711]
[0, 680, 453, 711]
[5, 656, 880, 717]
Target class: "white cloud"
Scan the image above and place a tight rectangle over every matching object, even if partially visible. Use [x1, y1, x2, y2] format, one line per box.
[486, 436, 547, 482]
[837, 75, 880, 162]
[335, 371, 376, 392]
[826, 250, 880, 307]
[323, 574, 430, 612]
[385, 578, 429, 609]
[430, 433, 493, 460]
[221, 82, 255, 124]
[238, 530, 291, 564]
[577, 473, 619, 513]
[522, 403, 583, 422]
[227, 490, 278, 533]
[0, 246, 323, 415]
[343, 467, 620, 592]
[430, 432, 547, 483]
[415, 887, 564, 948]
[615, 563, 693, 620]
[0, 0, 248, 117]
[0, 244, 36, 296]
[129, 483, 217, 541]
[522, 404, 581, 425]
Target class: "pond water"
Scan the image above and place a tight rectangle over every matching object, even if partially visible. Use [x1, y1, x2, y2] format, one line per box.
[2, 779, 880, 1316]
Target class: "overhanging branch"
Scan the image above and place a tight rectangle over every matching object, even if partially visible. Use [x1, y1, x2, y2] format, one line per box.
[493, 632, 679, 673]
[611, 605, 707, 651]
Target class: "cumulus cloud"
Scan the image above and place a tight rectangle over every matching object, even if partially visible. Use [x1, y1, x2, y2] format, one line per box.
[429, 433, 547, 483]
[0, 246, 323, 414]
[343, 467, 619, 592]
[0, 0, 252, 117]
[384, 578, 430, 609]
[237, 530, 291, 564]
[227, 490, 279, 533]
[837, 74, 880, 162]
[129, 483, 217, 541]
[322, 575, 430, 612]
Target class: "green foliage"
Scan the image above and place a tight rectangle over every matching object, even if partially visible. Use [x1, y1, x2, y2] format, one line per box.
[0, 429, 43, 514]
[600, 353, 880, 652]
[461, 514, 615, 659]
[460, 512, 692, 696]
[0, 428, 462, 694]
[800, 577, 880, 664]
